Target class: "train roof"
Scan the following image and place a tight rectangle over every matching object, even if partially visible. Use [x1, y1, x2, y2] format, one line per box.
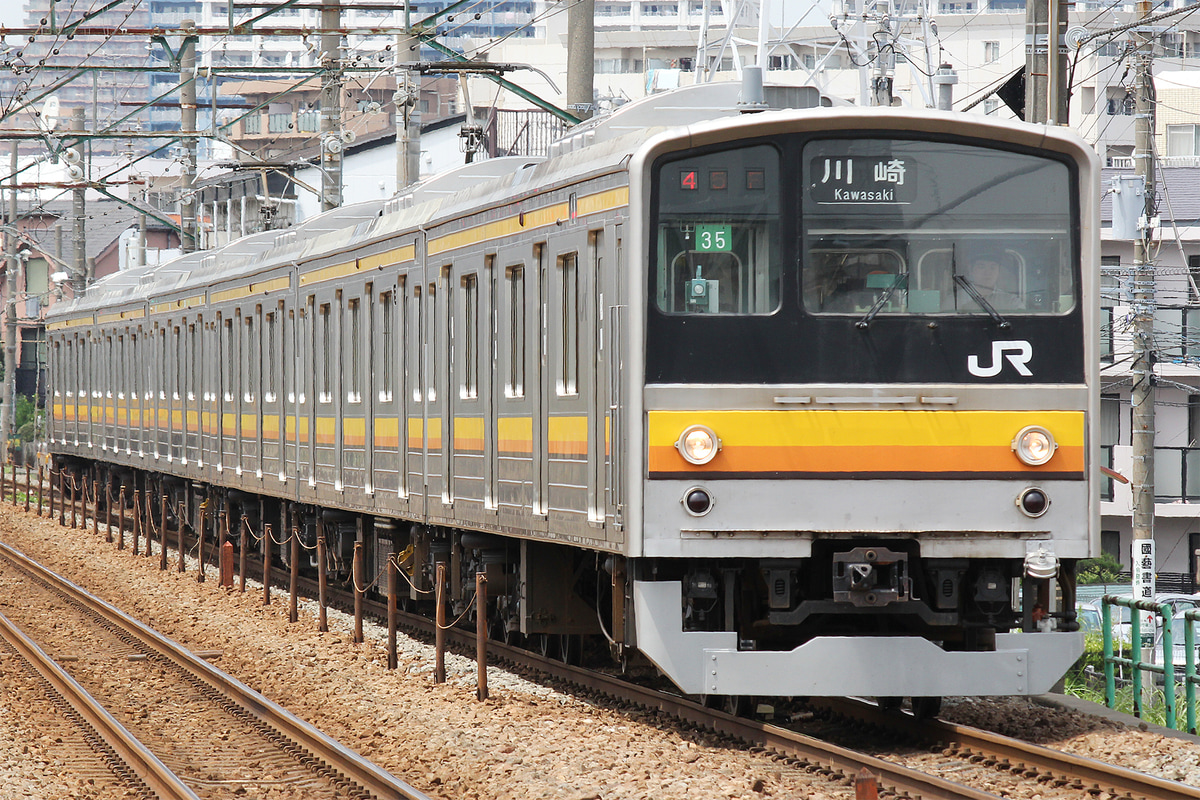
[43, 83, 909, 324]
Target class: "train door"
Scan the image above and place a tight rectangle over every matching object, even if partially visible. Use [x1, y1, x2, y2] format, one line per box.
[311, 290, 338, 495]
[406, 277, 425, 519]
[370, 280, 396, 500]
[279, 298, 295, 487]
[533, 243, 548, 522]
[607, 225, 625, 535]
[262, 301, 283, 484]
[482, 254, 498, 519]
[449, 258, 486, 523]
[494, 245, 538, 530]
[423, 269, 449, 519]
[107, 332, 115, 451]
[587, 229, 605, 526]
[299, 295, 316, 492]
[172, 322, 182, 462]
[340, 279, 368, 499]
[544, 228, 590, 538]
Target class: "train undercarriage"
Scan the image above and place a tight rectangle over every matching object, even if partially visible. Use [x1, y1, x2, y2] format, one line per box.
[54, 456, 1082, 711]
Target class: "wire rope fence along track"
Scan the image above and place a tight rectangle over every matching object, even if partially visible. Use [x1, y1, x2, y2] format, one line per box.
[0, 540, 431, 800]
[84, 530, 1165, 799]
[0, 610, 198, 800]
[812, 696, 1200, 800]
[309, 571, 1004, 800]
[323, 571, 1190, 800]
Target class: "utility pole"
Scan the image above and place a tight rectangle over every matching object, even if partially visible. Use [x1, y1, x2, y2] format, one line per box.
[70, 107, 86, 297]
[3, 143, 17, 449]
[871, 0, 895, 106]
[396, 10, 421, 190]
[179, 20, 198, 253]
[565, 0, 595, 119]
[1130, 0, 1157, 615]
[320, 0, 343, 211]
[1025, 0, 1070, 123]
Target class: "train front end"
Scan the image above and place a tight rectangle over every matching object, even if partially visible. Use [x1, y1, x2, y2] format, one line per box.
[626, 109, 1099, 699]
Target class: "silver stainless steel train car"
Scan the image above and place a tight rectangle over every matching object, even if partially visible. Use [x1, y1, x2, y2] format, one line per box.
[47, 83, 1100, 704]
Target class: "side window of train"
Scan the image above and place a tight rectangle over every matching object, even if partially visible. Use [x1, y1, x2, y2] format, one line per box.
[347, 296, 361, 404]
[506, 265, 525, 398]
[428, 282, 438, 402]
[412, 284, 423, 403]
[222, 317, 235, 402]
[558, 253, 578, 396]
[378, 289, 394, 403]
[265, 308, 278, 404]
[319, 302, 332, 404]
[653, 143, 782, 315]
[243, 312, 256, 403]
[462, 273, 478, 400]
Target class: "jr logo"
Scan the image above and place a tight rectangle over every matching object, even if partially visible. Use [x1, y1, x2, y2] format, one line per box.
[967, 340, 1033, 378]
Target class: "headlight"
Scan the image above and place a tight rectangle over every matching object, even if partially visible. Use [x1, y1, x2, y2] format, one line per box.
[675, 425, 720, 465]
[1013, 426, 1057, 466]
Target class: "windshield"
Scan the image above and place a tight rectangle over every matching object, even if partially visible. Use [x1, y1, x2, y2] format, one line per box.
[801, 138, 1075, 316]
[653, 144, 781, 315]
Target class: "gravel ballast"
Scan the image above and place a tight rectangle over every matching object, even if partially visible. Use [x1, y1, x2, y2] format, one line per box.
[1, 507, 1198, 799]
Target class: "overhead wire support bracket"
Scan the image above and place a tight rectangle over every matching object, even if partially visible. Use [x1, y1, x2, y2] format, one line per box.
[415, 37, 581, 125]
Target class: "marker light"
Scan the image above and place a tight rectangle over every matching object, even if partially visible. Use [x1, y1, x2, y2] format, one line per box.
[1013, 426, 1057, 466]
[1017, 487, 1050, 517]
[683, 487, 714, 516]
[676, 424, 720, 465]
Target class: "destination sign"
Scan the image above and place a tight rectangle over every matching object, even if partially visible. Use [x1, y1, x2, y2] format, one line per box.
[808, 156, 916, 205]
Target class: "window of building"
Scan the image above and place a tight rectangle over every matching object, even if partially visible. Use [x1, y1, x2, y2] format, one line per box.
[1168, 124, 1200, 157]
[298, 109, 318, 132]
[983, 41, 1000, 63]
[983, 97, 999, 115]
[1106, 86, 1134, 116]
[268, 112, 292, 133]
[1101, 530, 1121, 563]
[243, 113, 262, 134]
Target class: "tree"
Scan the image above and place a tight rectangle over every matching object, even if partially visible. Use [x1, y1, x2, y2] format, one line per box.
[1077, 551, 1124, 585]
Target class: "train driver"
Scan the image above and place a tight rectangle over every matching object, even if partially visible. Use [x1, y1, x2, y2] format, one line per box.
[964, 250, 1023, 311]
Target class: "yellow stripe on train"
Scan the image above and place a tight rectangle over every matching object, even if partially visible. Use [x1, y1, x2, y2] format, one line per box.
[647, 410, 1086, 476]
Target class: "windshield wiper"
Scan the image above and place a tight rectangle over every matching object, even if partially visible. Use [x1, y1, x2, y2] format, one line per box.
[856, 273, 908, 329]
[953, 275, 1011, 330]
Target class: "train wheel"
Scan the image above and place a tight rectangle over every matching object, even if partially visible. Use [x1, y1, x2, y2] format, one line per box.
[877, 696, 903, 711]
[557, 634, 581, 665]
[911, 696, 942, 719]
[502, 624, 523, 648]
[534, 633, 556, 659]
[723, 695, 751, 717]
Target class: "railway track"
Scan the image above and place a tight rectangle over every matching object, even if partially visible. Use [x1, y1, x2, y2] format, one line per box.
[15, 487, 1200, 800]
[0, 539, 429, 800]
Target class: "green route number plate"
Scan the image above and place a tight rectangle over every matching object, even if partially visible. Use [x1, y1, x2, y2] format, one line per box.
[695, 224, 731, 252]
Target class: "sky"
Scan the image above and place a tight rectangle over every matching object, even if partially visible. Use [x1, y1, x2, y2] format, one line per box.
[0, 4, 24, 29]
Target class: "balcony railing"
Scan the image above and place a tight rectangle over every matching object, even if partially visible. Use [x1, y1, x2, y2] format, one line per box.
[1155, 446, 1200, 502]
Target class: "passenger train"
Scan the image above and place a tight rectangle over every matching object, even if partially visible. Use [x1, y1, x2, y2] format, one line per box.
[47, 82, 1100, 707]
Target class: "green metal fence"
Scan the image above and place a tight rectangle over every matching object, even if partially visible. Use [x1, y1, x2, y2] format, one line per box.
[1102, 595, 1200, 732]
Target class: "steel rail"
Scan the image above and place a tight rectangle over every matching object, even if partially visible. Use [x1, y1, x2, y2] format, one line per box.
[819, 696, 1200, 800]
[0, 541, 431, 800]
[0, 609, 200, 800]
[213, 555, 995, 798]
